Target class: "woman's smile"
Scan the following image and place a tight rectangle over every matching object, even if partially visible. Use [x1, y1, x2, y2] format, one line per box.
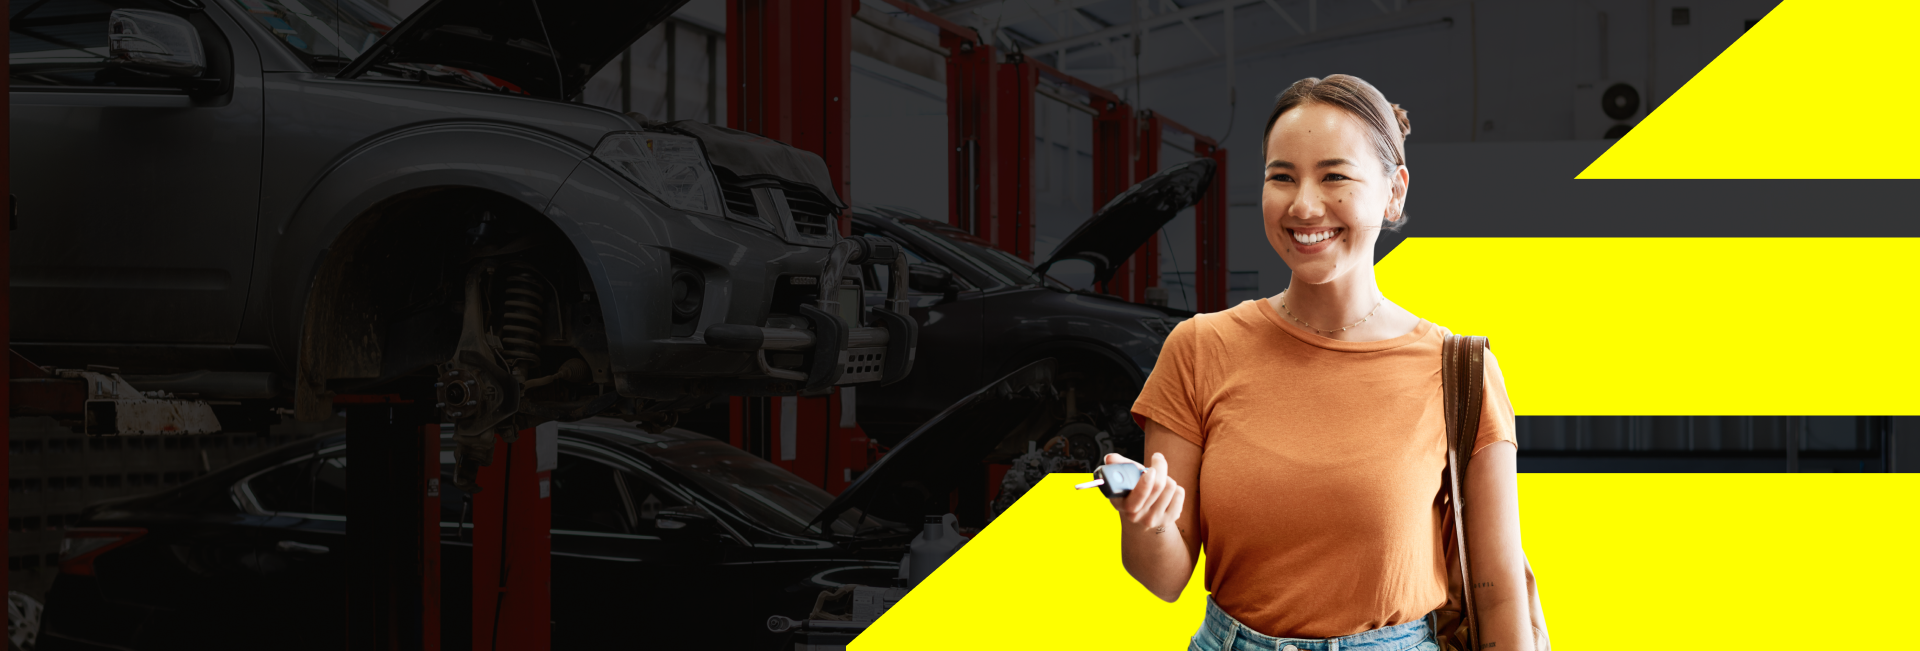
[1286, 227, 1344, 253]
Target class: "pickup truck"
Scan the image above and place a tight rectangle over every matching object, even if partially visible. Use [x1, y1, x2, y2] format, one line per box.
[8, 0, 915, 486]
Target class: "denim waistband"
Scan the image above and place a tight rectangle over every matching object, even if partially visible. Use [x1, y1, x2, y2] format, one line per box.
[1195, 596, 1434, 651]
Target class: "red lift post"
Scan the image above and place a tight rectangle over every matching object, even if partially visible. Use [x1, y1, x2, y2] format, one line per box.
[725, 0, 1229, 501]
[335, 397, 442, 651]
[1138, 112, 1231, 312]
[468, 424, 554, 650]
[726, 0, 871, 495]
[865, 3, 1229, 525]
[4, 12, 13, 600]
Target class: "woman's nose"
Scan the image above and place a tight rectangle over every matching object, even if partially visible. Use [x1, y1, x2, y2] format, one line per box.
[1289, 183, 1324, 219]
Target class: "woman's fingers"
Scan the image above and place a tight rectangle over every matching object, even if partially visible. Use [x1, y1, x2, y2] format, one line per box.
[1104, 452, 1185, 528]
[1146, 477, 1181, 527]
[1127, 466, 1162, 522]
[1164, 484, 1186, 523]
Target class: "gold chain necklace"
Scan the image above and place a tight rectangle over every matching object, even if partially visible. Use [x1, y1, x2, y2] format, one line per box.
[1277, 290, 1387, 336]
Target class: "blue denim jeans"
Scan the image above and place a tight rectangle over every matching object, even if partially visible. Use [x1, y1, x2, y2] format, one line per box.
[1188, 596, 1441, 651]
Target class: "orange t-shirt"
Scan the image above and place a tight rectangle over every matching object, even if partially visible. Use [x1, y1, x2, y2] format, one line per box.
[1130, 298, 1516, 638]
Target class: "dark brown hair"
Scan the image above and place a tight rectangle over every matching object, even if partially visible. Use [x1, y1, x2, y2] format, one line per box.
[1262, 75, 1412, 230]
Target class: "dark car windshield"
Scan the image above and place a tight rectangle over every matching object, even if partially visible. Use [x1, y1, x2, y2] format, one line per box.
[869, 206, 1070, 290]
[229, 0, 525, 93]
[642, 438, 900, 537]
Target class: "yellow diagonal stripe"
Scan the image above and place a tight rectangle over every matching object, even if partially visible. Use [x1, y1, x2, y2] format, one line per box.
[854, 473, 1920, 650]
[1376, 238, 1920, 416]
[1578, 0, 1920, 178]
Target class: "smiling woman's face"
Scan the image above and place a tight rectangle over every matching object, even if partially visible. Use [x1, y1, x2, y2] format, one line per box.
[1261, 102, 1406, 286]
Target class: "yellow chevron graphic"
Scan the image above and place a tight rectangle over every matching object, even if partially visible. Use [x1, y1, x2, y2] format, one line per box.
[852, 473, 1920, 649]
[1377, 237, 1920, 415]
[1578, 0, 1920, 178]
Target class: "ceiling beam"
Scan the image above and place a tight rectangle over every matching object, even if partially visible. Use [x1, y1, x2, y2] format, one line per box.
[935, 0, 1112, 20]
[1033, 0, 1236, 54]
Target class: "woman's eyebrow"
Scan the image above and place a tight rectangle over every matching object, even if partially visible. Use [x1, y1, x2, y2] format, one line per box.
[1265, 158, 1353, 170]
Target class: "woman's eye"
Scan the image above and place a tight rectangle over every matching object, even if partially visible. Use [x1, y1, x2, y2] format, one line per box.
[1324, 173, 1350, 181]
[1268, 174, 1293, 183]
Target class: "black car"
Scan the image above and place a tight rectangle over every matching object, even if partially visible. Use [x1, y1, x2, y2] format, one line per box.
[849, 158, 1216, 473]
[38, 361, 1064, 651]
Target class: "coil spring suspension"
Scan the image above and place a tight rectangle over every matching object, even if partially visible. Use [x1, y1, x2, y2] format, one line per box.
[499, 263, 547, 373]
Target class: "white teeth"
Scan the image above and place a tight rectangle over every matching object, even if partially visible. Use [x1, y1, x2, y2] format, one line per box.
[1291, 229, 1338, 245]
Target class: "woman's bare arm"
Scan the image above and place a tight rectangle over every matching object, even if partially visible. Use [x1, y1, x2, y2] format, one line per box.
[1106, 418, 1203, 602]
[1464, 439, 1532, 651]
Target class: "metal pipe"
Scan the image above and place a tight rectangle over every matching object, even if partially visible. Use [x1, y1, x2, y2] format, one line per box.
[854, 9, 952, 57]
[848, 327, 891, 348]
[731, 326, 888, 351]
[815, 239, 858, 316]
[889, 251, 912, 316]
[1038, 86, 1100, 115]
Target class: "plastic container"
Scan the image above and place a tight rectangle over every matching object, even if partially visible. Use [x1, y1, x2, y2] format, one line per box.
[902, 513, 966, 588]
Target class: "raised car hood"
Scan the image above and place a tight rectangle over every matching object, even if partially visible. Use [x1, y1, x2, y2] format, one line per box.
[341, 0, 688, 100]
[1035, 158, 1217, 286]
[808, 359, 1061, 532]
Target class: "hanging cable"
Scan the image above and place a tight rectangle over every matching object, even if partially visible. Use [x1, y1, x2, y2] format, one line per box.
[1161, 226, 1191, 310]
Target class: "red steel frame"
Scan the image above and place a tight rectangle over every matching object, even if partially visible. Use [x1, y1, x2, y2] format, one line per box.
[4, 4, 13, 599]
[728, 0, 870, 495]
[1139, 112, 1231, 312]
[724, 0, 1228, 492]
[470, 427, 551, 650]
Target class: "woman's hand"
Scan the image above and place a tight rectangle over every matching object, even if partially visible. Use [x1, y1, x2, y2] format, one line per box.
[1102, 452, 1185, 534]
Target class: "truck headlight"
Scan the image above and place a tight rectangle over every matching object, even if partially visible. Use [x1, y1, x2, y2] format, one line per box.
[593, 132, 723, 218]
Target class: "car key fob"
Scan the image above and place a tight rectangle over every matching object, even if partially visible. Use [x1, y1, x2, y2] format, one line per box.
[1090, 462, 1144, 499]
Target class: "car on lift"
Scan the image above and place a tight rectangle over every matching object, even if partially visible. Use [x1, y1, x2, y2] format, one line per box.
[8, 0, 915, 485]
[848, 158, 1216, 478]
[37, 361, 1062, 651]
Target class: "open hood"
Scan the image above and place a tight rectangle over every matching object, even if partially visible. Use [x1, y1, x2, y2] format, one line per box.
[1035, 158, 1216, 286]
[340, 0, 688, 100]
[808, 359, 1062, 532]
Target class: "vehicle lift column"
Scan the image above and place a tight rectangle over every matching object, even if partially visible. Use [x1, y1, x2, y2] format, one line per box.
[993, 55, 1038, 261]
[1140, 112, 1231, 312]
[339, 397, 441, 651]
[727, 0, 870, 495]
[3, 93, 13, 607]
[468, 422, 555, 650]
[1092, 98, 1143, 300]
[1196, 143, 1231, 312]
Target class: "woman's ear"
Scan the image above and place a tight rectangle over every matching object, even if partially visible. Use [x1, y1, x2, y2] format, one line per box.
[1385, 165, 1411, 222]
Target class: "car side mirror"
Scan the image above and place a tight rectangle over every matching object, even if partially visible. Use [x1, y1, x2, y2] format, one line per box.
[654, 505, 712, 531]
[107, 10, 209, 79]
[907, 263, 960, 303]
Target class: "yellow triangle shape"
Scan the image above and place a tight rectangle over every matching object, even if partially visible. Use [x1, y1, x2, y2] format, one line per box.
[851, 474, 1208, 650]
[855, 474, 1920, 649]
[1579, 0, 1920, 179]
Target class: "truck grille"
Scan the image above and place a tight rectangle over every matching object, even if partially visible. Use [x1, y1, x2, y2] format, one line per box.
[717, 172, 759, 220]
[783, 189, 837, 238]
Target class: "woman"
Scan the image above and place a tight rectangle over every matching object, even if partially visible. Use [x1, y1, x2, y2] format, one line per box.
[1107, 75, 1533, 651]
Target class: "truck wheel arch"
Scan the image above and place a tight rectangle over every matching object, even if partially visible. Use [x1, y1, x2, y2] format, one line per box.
[291, 187, 587, 420]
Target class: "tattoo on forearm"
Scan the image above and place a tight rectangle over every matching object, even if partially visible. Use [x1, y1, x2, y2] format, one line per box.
[1473, 581, 1494, 589]
[1480, 643, 1496, 649]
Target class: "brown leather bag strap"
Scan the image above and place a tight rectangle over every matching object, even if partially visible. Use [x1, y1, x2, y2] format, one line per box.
[1442, 334, 1488, 650]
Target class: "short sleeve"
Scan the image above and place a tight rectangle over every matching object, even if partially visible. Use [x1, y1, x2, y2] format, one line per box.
[1131, 318, 1208, 449]
[1471, 347, 1518, 457]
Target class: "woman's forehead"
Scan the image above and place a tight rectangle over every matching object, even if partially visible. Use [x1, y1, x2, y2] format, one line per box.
[1265, 104, 1374, 161]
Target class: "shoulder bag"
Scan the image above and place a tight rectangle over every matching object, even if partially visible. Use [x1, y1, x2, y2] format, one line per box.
[1432, 334, 1551, 651]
